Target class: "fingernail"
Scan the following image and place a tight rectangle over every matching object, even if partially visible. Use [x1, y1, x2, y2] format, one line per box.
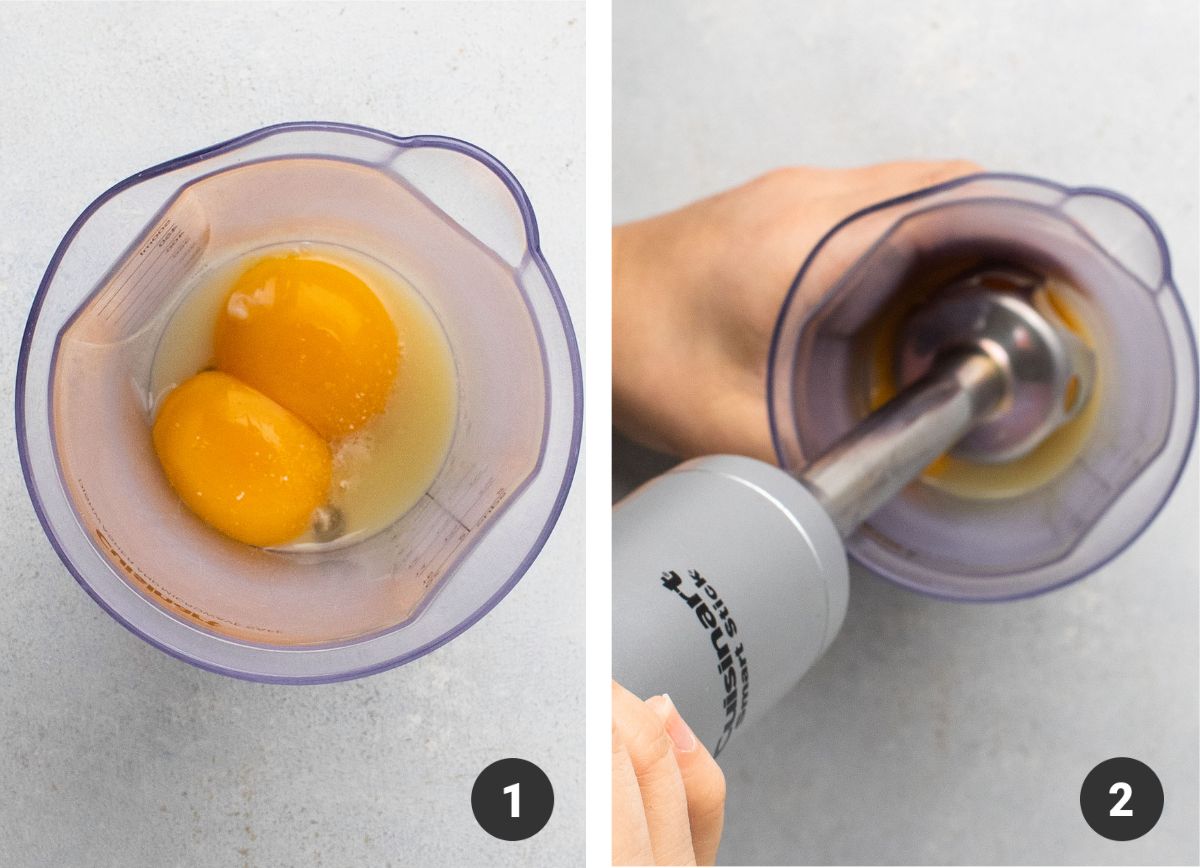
[650, 693, 697, 753]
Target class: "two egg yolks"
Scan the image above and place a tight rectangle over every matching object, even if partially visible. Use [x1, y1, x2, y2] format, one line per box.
[151, 255, 401, 547]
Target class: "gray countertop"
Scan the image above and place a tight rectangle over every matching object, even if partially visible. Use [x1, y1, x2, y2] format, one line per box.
[614, 0, 1198, 864]
[0, 4, 583, 866]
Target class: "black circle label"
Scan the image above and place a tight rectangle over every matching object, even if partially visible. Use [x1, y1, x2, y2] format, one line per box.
[471, 758, 554, 841]
[1079, 757, 1163, 841]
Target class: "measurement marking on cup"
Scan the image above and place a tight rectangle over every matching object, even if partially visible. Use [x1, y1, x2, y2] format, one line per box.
[95, 219, 173, 318]
[429, 523, 470, 580]
[389, 483, 509, 589]
[77, 480, 282, 635]
[108, 225, 180, 323]
[93, 528, 220, 628]
[117, 231, 203, 330]
[91, 211, 207, 340]
[404, 499, 450, 563]
[102, 222, 183, 322]
[425, 491, 469, 532]
[435, 458, 484, 518]
[116, 235, 203, 331]
[474, 486, 507, 528]
[410, 501, 469, 584]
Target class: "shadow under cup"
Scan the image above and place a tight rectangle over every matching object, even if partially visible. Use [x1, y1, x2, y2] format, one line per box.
[770, 174, 1197, 601]
[19, 123, 582, 682]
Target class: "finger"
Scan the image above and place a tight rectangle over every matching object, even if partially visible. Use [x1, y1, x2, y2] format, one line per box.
[646, 695, 726, 866]
[612, 682, 697, 866]
[613, 723, 655, 866]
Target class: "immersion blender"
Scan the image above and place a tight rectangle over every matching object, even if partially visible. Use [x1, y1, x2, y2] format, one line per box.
[614, 266, 1101, 757]
[614, 173, 1198, 757]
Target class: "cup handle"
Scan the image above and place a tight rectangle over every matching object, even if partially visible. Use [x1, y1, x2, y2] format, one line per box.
[388, 140, 534, 268]
[1058, 189, 1169, 292]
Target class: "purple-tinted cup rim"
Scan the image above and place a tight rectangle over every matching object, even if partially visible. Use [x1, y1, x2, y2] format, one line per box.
[767, 171, 1198, 603]
[16, 121, 583, 681]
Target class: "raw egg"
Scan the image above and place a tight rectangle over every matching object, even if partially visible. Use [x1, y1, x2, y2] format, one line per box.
[214, 254, 400, 439]
[152, 370, 332, 547]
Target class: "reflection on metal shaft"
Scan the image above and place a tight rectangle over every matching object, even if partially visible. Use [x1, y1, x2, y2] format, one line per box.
[799, 350, 1008, 538]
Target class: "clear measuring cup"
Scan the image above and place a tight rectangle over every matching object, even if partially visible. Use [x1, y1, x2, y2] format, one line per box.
[770, 173, 1197, 600]
[17, 122, 582, 681]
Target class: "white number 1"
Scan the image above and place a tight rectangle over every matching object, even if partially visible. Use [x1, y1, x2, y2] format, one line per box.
[1109, 782, 1133, 816]
[503, 782, 520, 818]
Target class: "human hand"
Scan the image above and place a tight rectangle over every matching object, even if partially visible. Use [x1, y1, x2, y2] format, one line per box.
[612, 681, 725, 866]
[612, 160, 983, 462]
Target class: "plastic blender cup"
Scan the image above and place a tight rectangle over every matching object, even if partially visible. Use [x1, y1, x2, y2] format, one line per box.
[769, 173, 1197, 600]
[17, 122, 582, 682]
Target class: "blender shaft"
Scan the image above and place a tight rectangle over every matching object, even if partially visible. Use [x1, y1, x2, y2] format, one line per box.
[799, 349, 1008, 537]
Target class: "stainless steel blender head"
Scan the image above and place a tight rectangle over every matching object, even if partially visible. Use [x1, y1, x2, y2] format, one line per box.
[801, 266, 1097, 537]
[895, 266, 1095, 464]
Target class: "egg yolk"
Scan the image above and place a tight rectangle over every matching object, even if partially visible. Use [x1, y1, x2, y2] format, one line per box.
[214, 254, 400, 440]
[152, 371, 332, 547]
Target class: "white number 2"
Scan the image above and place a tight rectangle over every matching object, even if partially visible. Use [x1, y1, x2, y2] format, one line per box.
[1109, 782, 1133, 817]
[503, 782, 520, 818]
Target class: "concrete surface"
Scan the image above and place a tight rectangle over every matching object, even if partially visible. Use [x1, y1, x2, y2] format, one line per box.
[614, 0, 1198, 864]
[0, 4, 583, 867]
